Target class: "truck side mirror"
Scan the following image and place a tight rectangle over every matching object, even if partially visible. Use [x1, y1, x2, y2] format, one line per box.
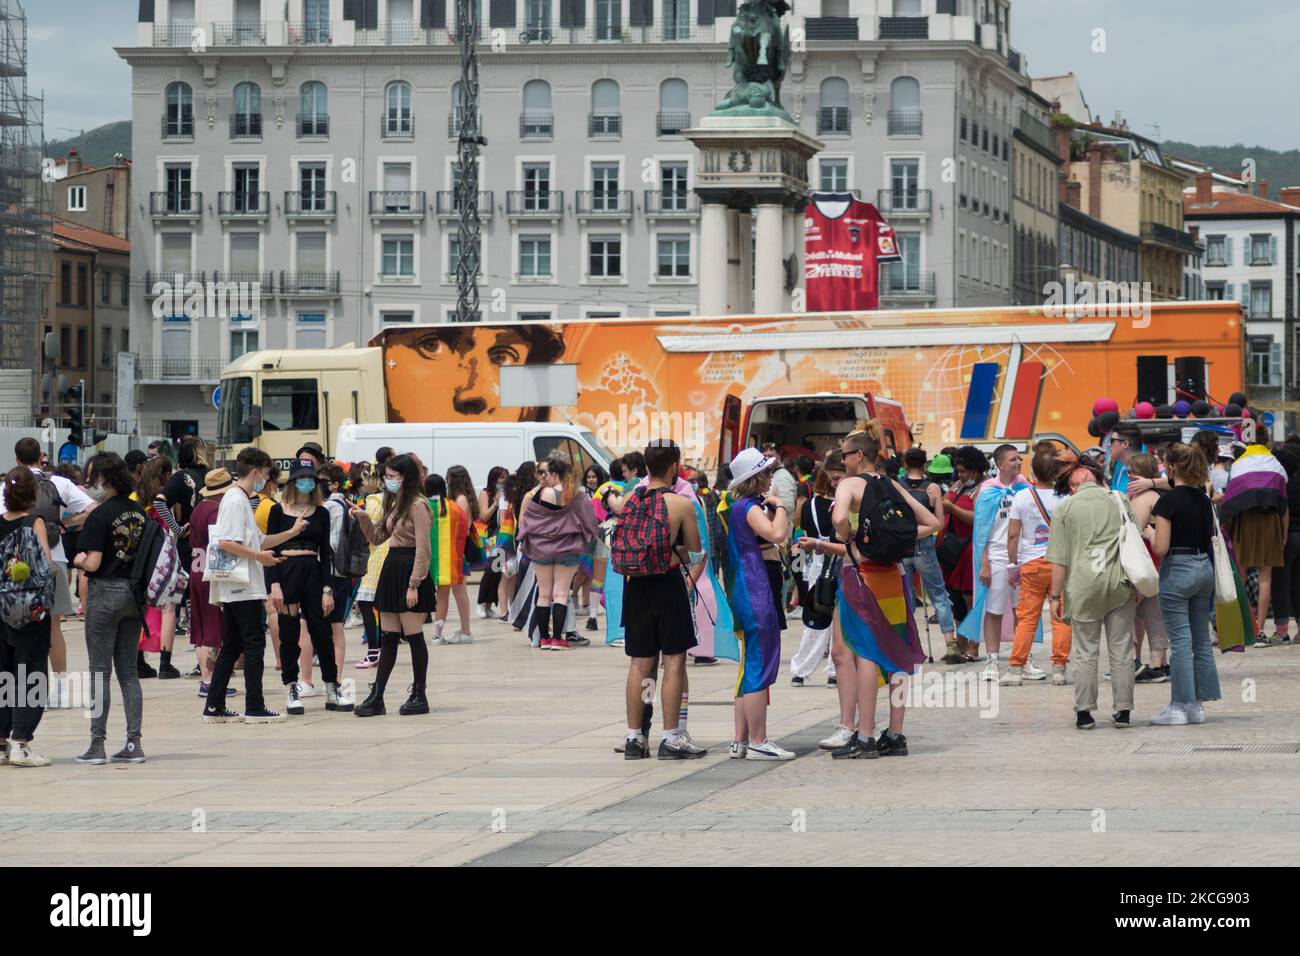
[248, 404, 263, 438]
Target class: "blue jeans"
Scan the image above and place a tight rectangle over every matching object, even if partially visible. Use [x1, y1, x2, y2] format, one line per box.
[904, 535, 954, 633]
[1157, 553, 1221, 705]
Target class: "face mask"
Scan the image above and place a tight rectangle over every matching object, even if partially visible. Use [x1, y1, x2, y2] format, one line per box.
[253, 476, 268, 493]
[384, 477, 402, 493]
[85, 484, 108, 502]
[295, 478, 317, 494]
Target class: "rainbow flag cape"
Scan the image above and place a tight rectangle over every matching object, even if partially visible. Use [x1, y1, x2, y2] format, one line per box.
[427, 497, 467, 586]
[1216, 540, 1256, 653]
[837, 561, 927, 676]
[494, 507, 516, 552]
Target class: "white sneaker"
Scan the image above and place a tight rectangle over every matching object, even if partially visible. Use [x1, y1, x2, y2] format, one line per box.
[475, 605, 488, 619]
[729, 740, 748, 759]
[1150, 703, 1189, 726]
[489, 605, 499, 617]
[430, 628, 446, 646]
[818, 725, 854, 750]
[609, 638, 624, 647]
[1051, 665, 1068, 686]
[980, 659, 1001, 682]
[295, 681, 319, 698]
[999, 667, 1023, 686]
[745, 739, 795, 761]
[286, 684, 305, 715]
[7, 741, 51, 767]
[1185, 702, 1206, 724]
[1022, 660, 1048, 681]
[325, 682, 354, 712]
[444, 631, 474, 645]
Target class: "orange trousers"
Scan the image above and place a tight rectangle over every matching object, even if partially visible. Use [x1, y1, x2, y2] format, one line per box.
[1009, 557, 1072, 667]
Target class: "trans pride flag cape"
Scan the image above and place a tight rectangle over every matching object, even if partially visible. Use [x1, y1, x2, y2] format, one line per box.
[1220, 444, 1288, 524]
[837, 560, 927, 676]
[603, 479, 638, 645]
[956, 478, 1034, 645]
[427, 497, 467, 586]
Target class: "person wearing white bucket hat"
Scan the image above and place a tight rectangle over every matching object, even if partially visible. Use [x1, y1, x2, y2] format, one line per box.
[724, 447, 795, 760]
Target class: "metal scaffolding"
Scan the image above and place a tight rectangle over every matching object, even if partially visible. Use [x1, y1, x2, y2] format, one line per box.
[0, 0, 48, 411]
[453, 0, 484, 323]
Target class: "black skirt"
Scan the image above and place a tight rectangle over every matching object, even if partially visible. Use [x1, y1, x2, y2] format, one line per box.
[375, 547, 436, 614]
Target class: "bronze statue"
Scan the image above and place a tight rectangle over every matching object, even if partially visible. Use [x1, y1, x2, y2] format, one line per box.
[716, 0, 794, 118]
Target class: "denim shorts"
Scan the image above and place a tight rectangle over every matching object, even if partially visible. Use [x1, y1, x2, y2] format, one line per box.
[531, 553, 581, 568]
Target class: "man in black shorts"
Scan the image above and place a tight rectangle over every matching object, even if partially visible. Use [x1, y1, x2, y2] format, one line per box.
[621, 440, 706, 760]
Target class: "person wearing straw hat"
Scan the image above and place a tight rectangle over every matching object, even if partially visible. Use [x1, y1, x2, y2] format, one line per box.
[188, 468, 234, 693]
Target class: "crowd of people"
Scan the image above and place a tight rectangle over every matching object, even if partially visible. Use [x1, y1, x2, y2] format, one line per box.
[0, 409, 1291, 767]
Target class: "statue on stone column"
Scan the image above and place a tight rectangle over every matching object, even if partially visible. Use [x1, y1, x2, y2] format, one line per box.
[715, 0, 794, 121]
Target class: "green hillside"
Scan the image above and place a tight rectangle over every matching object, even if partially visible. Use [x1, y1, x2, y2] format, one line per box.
[1162, 140, 1300, 199]
[45, 121, 131, 168]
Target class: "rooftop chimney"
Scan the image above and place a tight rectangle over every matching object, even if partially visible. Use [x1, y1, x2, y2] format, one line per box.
[65, 147, 82, 175]
[1065, 180, 1082, 210]
[1280, 187, 1300, 208]
[1188, 224, 1199, 241]
[1087, 146, 1103, 219]
[1258, 179, 1268, 199]
[1194, 171, 1213, 205]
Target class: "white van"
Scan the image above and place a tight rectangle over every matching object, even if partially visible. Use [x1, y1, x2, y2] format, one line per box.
[333, 421, 617, 491]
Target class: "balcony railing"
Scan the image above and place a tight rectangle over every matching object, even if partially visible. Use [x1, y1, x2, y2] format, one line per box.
[229, 113, 262, 140]
[211, 271, 274, 294]
[212, 21, 267, 46]
[657, 111, 690, 136]
[879, 16, 929, 40]
[520, 111, 554, 139]
[876, 188, 932, 218]
[218, 191, 270, 218]
[148, 191, 202, 217]
[284, 191, 338, 218]
[435, 191, 495, 218]
[887, 110, 923, 136]
[447, 110, 483, 138]
[153, 21, 199, 46]
[1007, 47, 1023, 73]
[644, 190, 700, 216]
[135, 356, 225, 382]
[278, 272, 342, 296]
[804, 17, 858, 40]
[1141, 221, 1201, 255]
[143, 271, 206, 297]
[368, 191, 428, 218]
[880, 267, 937, 298]
[506, 190, 564, 216]
[287, 21, 333, 45]
[297, 114, 329, 139]
[589, 113, 622, 138]
[161, 114, 194, 140]
[817, 106, 850, 135]
[381, 113, 415, 139]
[1017, 109, 1056, 156]
[576, 190, 633, 216]
[518, 25, 556, 44]
[355, 20, 432, 45]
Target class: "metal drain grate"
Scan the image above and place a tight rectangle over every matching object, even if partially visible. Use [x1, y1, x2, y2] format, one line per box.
[1136, 742, 1300, 755]
[463, 830, 613, 867]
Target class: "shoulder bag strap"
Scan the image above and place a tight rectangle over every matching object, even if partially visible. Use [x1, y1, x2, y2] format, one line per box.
[1029, 486, 1051, 525]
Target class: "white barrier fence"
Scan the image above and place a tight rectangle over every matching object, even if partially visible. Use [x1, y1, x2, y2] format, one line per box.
[0, 426, 169, 468]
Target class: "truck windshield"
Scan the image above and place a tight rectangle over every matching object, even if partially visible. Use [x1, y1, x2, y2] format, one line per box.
[218, 377, 254, 445]
[580, 429, 616, 469]
[262, 378, 319, 431]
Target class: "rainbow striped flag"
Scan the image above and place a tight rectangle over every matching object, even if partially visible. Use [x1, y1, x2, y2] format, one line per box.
[495, 508, 516, 552]
[837, 561, 927, 676]
[428, 498, 467, 586]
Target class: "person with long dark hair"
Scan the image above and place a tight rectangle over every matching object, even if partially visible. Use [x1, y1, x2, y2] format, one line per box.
[438, 464, 478, 644]
[476, 465, 510, 618]
[351, 453, 435, 716]
[938, 445, 986, 661]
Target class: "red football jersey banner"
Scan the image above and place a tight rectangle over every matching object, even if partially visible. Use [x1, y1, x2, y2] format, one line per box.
[803, 193, 902, 312]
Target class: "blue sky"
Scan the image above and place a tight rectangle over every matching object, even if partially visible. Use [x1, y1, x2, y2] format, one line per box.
[24, 0, 1300, 150]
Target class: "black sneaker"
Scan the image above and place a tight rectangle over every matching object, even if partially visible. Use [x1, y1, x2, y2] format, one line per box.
[111, 737, 146, 763]
[624, 737, 650, 760]
[76, 738, 107, 764]
[586, 616, 598, 632]
[1076, 711, 1096, 731]
[791, 675, 804, 687]
[566, 634, 591, 647]
[1135, 664, 1160, 683]
[1156, 666, 1171, 682]
[202, 707, 244, 724]
[137, 656, 157, 679]
[1111, 710, 1131, 728]
[827, 676, 837, 687]
[693, 656, 718, 666]
[185, 666, 201, 679]
[831, 733, 879, 759]
[399, 684, 429, 716]
[877, 730, 909, 756]
[157, 664, 182, 680]
[244, 708, 286, 724]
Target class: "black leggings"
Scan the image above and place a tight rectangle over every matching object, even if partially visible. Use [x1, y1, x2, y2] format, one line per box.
[277, 557, 338, 687]
[357, 600, 380, 653]
[477, 566, 501, 607]
[1271, 533, 1300, 625]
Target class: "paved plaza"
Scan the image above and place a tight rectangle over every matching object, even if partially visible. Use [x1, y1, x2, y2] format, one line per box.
[3, 596, 1300, 867]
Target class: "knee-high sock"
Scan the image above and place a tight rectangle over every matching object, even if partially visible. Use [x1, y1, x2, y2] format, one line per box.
[374, 631, 402, 696]
[406, 632, 428, 688]
[359, 601, 379, 653]
[550, 603, 567, 641]
[532, 603, 551, 642]
[679, 692, 688, 734]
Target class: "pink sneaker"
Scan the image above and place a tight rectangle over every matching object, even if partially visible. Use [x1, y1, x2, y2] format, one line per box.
[550, 638, 571, 650]
[355, 653, 379, 669]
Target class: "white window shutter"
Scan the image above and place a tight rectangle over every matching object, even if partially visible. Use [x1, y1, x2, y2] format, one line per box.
[1225, 236, 1233, 263]
[1225, 281, 1234, 301]
[1271, 235, 1278, 264]
[1244, 237, 1252, 265]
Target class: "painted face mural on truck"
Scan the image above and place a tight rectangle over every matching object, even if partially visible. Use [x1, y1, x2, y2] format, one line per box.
[385, 324, 567, 421]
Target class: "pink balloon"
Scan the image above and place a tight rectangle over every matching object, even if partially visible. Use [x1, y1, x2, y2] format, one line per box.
[1134, 402, 1156, 419]
[1092, 398, 1119, 416]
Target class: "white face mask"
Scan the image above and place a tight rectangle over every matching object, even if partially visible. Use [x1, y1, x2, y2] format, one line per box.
[85, 483, 108, 502]
[384, 477, 401, 494]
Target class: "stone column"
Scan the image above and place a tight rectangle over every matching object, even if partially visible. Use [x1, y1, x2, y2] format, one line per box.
[725, 208, 742, 313]
[699, 202, 729, 316]
[737, 211, 754, 313]
[783, 206, 802, 312]
[754, 203, 785, 314]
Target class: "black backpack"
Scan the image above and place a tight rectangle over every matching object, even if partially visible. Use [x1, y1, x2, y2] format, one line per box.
[330, 500, 370, 578]
[901, 476, 935, 515]
[31, 473, 64, 553]
[853, 474, 917, 565]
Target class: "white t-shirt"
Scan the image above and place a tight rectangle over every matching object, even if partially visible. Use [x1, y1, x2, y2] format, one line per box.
[979, 479, 1019, 567]
[0, 467, 93, 565]
[209, 485, 267, 605]
[1008, 485, 1067, 565]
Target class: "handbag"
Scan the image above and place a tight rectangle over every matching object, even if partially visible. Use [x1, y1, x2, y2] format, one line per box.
[1111, 492, 1159, 598]
[1210, 506, 1237, 605]
[936, 480, 974, 574]
[202, 538, 250, 585]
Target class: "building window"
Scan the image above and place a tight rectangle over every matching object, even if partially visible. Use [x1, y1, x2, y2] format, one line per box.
[296, 313, 327, 350]
[519, 235, 552, 277]
[591, 161, 620, 210]
[518, 310, 554, 322]
[661, 161, 689, 210]
[381, 236, 415, 277]
[232, 81, 262, 139]
[819, 158, 848, 192]
[120, 272, 129, 305]
[100, 270, 110, 303]
[590, 79, 621, 137]
[165, 164, 192, 211]
[817, 78, 850, 135]
[521, 79, 554, 139]
[1249, 336, 1279, 388]
[385, 81, 413, 136]
[300, 164, 327, 209]
[164, 81, 193, 137]
[380, 311, 414, 325]
[447, 235, 481, 280]
[657, 234, 690, 278]
[523, 162, 551, 209]
[76, 264, 88, 306]
[75, 327, 88, 369]
[588, 235, 622, 278]
[657, 78, 690, 136]
[596, 0, 621, 39]
[230, 324, 259, 361]
[889, 159, 920, 208]
[99, 326, 112, 367]
[887, 76, 922, 135]
[1249, 233, 1274, 265]
[59, 325, 71, 365]
[67, 186, 87, 212]
[1249, 281, 1273, 318]
[299, 80, 329, 137]
[233, 163, 261, 211]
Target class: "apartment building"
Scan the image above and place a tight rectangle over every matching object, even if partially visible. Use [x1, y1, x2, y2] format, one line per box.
[45, 149, 132, 240]
[1185, 173, 1300, 401]
[122, 0, 1028, 434]
[1009, 83, 1058, 305]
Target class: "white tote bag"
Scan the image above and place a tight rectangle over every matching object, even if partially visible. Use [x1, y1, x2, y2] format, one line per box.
[1111, 492, 1159, 598]
[1209, 507, 1237, 605]
[202, 539, 250, 585]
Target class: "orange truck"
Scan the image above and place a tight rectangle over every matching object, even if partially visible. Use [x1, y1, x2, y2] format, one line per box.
[217, 301, 1245, 470]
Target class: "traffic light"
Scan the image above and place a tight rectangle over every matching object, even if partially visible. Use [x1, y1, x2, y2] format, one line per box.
[65, 384, 83, 446]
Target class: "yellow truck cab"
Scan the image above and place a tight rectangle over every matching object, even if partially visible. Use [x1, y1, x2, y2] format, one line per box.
[216, 345, 383, 470]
